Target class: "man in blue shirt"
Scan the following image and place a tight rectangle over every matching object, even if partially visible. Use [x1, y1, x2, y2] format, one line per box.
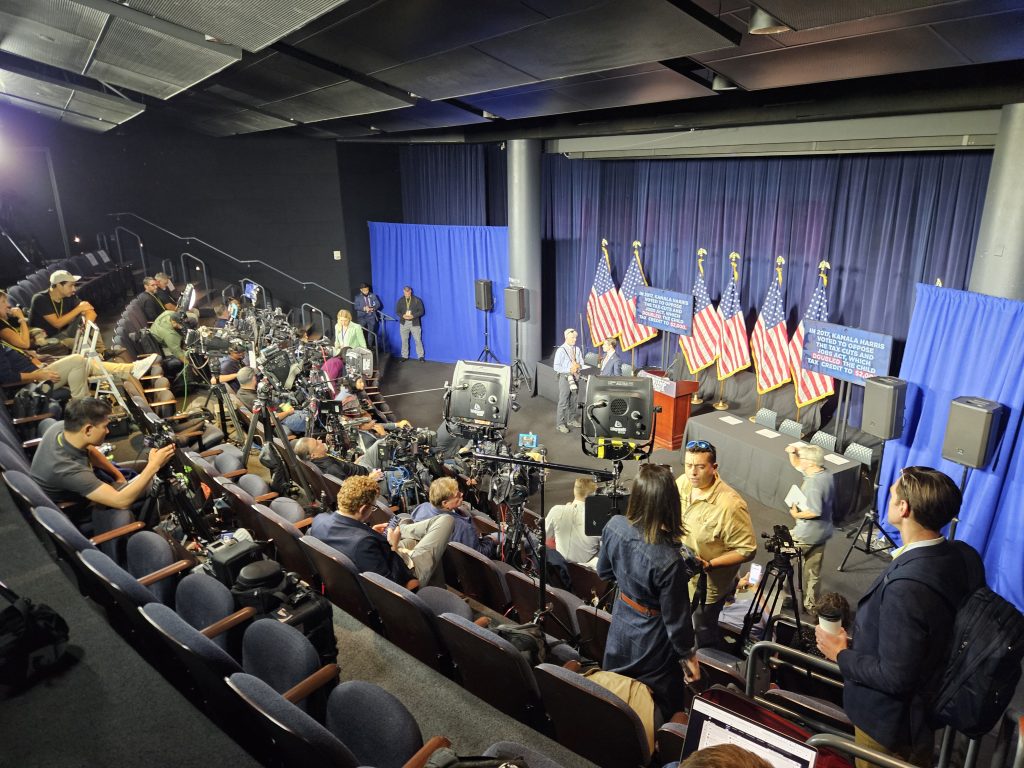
[553, 327, 583, 433]
[785, 443, 836, 614]
[411, 476, 496, 557]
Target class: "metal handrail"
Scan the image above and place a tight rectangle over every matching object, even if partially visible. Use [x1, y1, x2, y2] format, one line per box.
[806, 734, 918, 768]
[113, 225, 147, 273]
[161, 257, 175, 282]
[180, 252, 210, 299]
[745, 641, 843, 696]
[109, 212, 353, 307]
[301, 303, 328, 338]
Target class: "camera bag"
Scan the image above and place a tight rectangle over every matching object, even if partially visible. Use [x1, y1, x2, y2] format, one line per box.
[0, 582, 69, 693]
[205, 537, 264, 587]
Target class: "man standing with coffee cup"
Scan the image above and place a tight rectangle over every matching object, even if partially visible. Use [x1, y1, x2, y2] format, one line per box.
[816, 466, 982, 767]
[785, 443, 836, 615]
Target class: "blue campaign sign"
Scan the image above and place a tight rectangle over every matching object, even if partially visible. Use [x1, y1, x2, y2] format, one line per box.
[635, 287, 693, 335]
[802, 321, 894, 384]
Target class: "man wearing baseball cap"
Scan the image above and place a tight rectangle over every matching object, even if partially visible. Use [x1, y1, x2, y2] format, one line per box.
[211, 341, 248, 391]
[29, 270, 98, 351]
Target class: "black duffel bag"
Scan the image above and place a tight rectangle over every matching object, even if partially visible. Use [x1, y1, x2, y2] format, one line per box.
[0, 582, 69, 693]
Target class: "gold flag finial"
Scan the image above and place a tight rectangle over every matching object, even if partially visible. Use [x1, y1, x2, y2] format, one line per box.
[600, 239, 609, 260]
[697, 247, 707, 277]
[729, 251, 741, 283]
[935, 278, 943, 287]
[817, 260, 831, 288]
[775, 255, 785, 285]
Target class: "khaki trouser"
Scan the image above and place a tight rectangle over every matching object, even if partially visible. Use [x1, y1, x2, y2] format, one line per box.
[41, 354, 138, 400]
[396, 514, 455, 586]
[797, 540, 826, 613]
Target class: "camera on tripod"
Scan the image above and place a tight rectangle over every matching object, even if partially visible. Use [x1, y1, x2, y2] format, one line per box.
[142, 421, 176, 450]
[762, 524, 800, 557]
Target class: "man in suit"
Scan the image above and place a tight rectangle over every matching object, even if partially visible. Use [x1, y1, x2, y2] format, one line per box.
[599, 337, 623, 376]
[395, 286, 425, 361]
[816, 466, 982, 767]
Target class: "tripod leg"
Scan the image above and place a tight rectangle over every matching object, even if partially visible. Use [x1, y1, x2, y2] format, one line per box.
[838, 513, 874, 572]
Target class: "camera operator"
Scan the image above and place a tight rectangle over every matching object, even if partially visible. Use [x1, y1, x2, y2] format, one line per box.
[411, 477, 497, 557]
[545, 477, 601, 568]
[676, 440, 757, 649]
[150, 309, 197, 363]
[210, 342, 247, 391]
[784, 443, 836, 615]
[553, 327, 583, 433]
[232, 366, 258, 408]
[30, 397, 176, 527]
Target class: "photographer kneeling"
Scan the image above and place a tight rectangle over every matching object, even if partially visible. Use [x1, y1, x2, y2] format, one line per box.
[784, 443, 836, 615]
[30, 397, 176, 527]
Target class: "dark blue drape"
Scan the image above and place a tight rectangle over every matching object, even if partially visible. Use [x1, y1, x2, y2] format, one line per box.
[368, 222, 510, 365]
[400, 145, 486, 225]
[878, 284, 1024, 611]
[544, 152, 990, 370]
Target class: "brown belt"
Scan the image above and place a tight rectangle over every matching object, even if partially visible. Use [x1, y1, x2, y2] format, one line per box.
[620, 591, 660, 617]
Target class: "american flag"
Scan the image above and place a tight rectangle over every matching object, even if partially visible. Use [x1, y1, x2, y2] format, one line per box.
[617, 246, 658, 350]
[717, 256, 751, 380]
[586, 245, 625, 345]
[788, 271, 835, 406]
[679, 257, 719, 374]
[750, 261, 792, 394]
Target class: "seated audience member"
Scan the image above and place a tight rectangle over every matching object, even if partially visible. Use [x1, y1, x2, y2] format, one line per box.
[138, 277, 167, 323]
[678, 744, 772, 768]
[411, 477, 496, 557]
[153, 272, 178, 310]
[0, 289, 47, 349]
[29, 270, 99, 351]
[332, 309, 367, 354]
[310, 475, 454, 586]
[545, 477, 601, 568]
[30, 398, 175, 525]
[233, 366, 258, 408]
[211, 342, 247, 391]
[293, 436, 382, 482]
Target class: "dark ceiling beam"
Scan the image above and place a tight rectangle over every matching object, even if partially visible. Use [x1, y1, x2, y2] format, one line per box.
[663, 0, 744, 47]
[336, 61, 1024, 145]
[269, 42, 418, 106]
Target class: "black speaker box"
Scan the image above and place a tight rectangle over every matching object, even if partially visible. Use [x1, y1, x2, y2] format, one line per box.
[504, 286, 527, 320]
[474, 279, 493, 311]
[862, 376, 906, 440]
[941, 396, 1005, 468]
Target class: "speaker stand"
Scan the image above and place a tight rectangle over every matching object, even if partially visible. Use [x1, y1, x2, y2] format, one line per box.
[476, 310, 499, 364]
[510, 318, 533, 392]
[838, 440, 897, 571]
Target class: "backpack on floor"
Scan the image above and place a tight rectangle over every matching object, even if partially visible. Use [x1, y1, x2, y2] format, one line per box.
[0, 582, 70, 692]
[490, 622, 546, 666]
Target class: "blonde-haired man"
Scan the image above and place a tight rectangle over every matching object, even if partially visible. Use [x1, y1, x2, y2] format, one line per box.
[785, 442, 836, 614]
[545, 477, 601, 568]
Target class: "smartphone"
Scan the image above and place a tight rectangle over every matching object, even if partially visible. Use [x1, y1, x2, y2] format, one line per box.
[748, 562, 764, 586]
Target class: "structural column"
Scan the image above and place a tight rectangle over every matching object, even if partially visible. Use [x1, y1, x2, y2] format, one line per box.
[506, 139, 542, 383]
[970, 103, 1024, 301]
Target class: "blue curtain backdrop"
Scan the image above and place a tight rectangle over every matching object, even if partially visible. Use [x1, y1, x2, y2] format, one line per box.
[368, 222, 510, 365]
[400, 145, 990, 381]
[876, 284, 1024, 611]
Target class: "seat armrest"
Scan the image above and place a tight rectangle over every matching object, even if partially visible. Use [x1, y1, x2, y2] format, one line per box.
[403, 736, 452, 768]
[282, 663, 339, 704]
[138, 559, 191, 586]
[90, 520, 145, 545]
[201, 606, 256, 639]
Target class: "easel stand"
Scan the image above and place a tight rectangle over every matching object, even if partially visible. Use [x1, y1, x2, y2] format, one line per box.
[838, 441, 898, 571]
[477, 311, 499, 364]
[510, 319, 533, 392]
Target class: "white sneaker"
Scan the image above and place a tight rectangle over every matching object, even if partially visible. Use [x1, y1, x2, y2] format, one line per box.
[131, 353, 159, 379]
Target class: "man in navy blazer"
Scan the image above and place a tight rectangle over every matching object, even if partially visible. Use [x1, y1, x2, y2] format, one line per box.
[817, 466, 982, 767]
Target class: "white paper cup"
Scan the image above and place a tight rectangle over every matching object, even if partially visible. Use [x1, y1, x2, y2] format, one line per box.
[818, 615, 842, 635]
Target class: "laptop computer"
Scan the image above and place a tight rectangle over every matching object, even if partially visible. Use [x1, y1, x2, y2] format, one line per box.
[682, 696, 819, 768]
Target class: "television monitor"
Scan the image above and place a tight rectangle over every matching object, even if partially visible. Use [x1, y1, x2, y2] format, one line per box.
[445, 360, 512, 430]
[241, 280, 260, 302]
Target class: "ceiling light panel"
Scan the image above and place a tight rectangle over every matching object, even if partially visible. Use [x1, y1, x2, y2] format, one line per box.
[0, 0, 107, 72]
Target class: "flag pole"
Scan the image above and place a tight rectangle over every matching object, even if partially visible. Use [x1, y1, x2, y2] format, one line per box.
[713, 380, 728, 410]
[750, 393, 762, 422]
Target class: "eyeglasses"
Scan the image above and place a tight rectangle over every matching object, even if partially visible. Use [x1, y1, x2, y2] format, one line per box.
[686, 440, 713, 451]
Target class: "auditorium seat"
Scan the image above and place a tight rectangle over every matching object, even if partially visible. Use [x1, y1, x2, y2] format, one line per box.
[534, 662, 651, 768]
[241, 618, 333, 717]
[565, 561, 613, 607]
[298, 535, 383, 633]
[436, 612, 547, 730]
[504, 570, 582, 643]
[357, 572, 462, 677]
[125, 530, 185, 607]
[255, 505, 316, 584]
[574, 605, 612, 663]
[443, 541, 513, 613]
[174, 572, 254, 655]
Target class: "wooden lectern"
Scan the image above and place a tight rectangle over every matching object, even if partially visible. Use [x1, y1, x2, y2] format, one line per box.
[638, 370, 699, 451]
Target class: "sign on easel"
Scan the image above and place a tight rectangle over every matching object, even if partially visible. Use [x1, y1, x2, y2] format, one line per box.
[802, 321, 893, 384]
[634, 287, 693, 335]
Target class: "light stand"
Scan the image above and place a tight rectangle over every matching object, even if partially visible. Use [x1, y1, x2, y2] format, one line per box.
[477, 308, 500, 364]
[510, 318, 533, 392]
[239, 395, 314, 502]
